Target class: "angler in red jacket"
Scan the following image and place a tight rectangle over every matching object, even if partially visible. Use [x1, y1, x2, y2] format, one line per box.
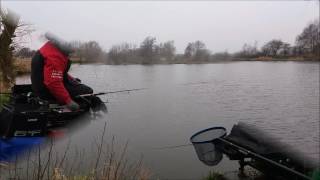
[31, 33, 93, 111]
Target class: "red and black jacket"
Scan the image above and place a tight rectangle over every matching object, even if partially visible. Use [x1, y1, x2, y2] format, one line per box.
[31, 41, 75, 104]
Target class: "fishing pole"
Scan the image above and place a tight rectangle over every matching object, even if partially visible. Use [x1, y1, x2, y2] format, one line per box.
[151, 143, 192, 150]
[78, 88, 147, 97]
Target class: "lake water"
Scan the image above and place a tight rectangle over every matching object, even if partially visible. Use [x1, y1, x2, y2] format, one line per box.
[17, 61, 319, 179]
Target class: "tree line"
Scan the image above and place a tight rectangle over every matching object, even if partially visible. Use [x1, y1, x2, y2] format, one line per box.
[15, 19, 319, 64]
[235, 19, 319, 60]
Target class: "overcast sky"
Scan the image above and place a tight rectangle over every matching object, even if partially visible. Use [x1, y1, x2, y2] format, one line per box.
[2, 1, 319, 53]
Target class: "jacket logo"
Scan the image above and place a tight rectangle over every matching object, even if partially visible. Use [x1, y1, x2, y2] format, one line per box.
[51, 70, 63, 79]
[14, 130, 42, 137]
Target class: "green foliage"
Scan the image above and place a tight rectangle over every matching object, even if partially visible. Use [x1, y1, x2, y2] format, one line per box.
[203, 171, 226, 180]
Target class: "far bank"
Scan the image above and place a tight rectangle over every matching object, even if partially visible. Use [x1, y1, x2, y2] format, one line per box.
[12, 55, 320, 74]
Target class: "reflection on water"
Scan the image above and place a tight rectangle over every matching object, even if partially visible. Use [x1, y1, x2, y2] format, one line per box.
[17, 61, 319, 179]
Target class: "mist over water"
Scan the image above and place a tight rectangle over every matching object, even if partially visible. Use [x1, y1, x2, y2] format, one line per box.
[17, 61, 320, 179]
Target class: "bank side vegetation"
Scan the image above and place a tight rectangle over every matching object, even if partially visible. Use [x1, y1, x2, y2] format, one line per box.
[0, 123, 151, 180]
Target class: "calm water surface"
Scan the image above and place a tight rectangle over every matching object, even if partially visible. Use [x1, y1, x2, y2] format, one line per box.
[17, 61, 320, 179]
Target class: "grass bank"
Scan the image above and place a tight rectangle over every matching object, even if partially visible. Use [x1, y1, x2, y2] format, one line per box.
[231, 55, 320, 62]
[251, 56, 320, 61]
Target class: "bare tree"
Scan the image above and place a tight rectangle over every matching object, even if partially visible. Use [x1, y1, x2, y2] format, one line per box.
[139, 36, 156, 64]
[279, 43, 291, 56]
[184, 42, 195, 58]
[108, 43, 138, 64]
[158, 41, 176, 62]
[70, 40, 105, 62]
[108, 45, 122, 64]
[261, 39, 284, 56]
[237, 41, 259, 58]
[184, 40, 210, 61]
[296, 19, 320, 55]
[82, 41, 103, 61]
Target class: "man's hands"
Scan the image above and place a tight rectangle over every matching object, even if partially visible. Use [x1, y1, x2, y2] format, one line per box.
[69, 77, 81, 86]
[66, 100, 80, 111]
